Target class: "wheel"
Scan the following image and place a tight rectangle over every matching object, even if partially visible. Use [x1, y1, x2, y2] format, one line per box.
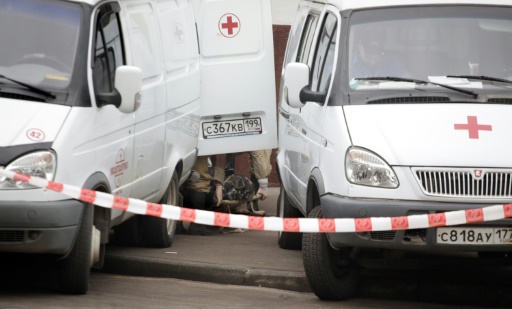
[277, 188, 302, 250]
[58, 203, 96, 294]
[113, 216, 143, 247]
[141, 171, 179, 248]
[303, 206, 360, 300]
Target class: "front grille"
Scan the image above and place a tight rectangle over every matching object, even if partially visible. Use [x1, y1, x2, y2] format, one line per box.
[370, 231, 396, 241]
[414, 168, 512, 198]
[0, 231, 25, 242]
[488, 98, 512, 104]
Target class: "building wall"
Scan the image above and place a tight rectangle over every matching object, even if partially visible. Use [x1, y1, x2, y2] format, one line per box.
[234, 1, 298, 187]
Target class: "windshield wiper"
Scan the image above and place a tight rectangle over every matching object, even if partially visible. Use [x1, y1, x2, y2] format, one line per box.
[0, 74, 55, 99]
[355, 76, 478, 99]
[447, 75, 512, 85]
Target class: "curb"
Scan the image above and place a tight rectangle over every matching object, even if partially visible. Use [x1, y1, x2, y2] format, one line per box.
[101, 253, 311, 293]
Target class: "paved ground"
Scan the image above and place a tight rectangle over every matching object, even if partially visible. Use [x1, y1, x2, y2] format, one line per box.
[101, 187, 311, 292]
[100, 188, 512, 307]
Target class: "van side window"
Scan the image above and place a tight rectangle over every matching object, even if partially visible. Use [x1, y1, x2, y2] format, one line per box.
[311, 13, 337, 93]
[296, 14, 319, 64]
[93, 8, 125, 94]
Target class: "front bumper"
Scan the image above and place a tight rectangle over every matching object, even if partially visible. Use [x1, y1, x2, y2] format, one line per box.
[321, 194, 512, 253]
[0, 199, 84, 255]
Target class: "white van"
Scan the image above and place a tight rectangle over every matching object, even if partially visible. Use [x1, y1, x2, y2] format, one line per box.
[277, 0, 512, 300]
[0, 0, 276, 294]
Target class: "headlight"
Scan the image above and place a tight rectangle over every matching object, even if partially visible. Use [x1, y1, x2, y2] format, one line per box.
[345, 147, 398, 188]
[0, 151, 56, 189]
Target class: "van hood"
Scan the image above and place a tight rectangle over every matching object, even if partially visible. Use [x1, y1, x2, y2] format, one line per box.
[344, 104, 512, 167]
[0, 99, 71, 147]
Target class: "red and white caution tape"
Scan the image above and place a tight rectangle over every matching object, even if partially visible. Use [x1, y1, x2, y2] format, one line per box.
[2, 170, 512, 233]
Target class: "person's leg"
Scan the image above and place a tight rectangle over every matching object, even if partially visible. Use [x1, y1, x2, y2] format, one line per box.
[182, 189, 212, 236]
[249, 174, 260, 211]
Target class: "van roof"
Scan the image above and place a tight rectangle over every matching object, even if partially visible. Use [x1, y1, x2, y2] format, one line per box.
[69, 0, 512, 10]
[311, 0, 512, 10]
[68, 0, 101, 5]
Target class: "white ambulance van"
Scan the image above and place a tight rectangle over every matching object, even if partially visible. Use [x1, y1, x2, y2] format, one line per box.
[277, 0, 512, 300]
[0, 0, 276, 294]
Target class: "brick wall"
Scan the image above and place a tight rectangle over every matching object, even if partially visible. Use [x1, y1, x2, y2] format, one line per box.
[234, 24, 291, 187]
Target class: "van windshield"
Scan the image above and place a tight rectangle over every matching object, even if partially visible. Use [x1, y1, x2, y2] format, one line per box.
[0, 0, 81, 91]
[348, 6, 512, 94]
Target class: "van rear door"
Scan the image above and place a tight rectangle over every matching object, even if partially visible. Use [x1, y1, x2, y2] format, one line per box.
[192, 0, 277, 155]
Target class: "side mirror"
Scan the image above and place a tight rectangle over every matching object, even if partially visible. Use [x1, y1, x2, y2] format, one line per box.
[114, 66, 143, 113]
[300, 87, 327, 105]
[284, 63, 310, 109]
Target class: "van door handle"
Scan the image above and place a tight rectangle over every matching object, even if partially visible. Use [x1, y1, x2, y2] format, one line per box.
[302, 128, 307, 135]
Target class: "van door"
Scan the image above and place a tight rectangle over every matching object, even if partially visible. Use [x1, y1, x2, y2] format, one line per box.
[123, 2, 166, 200]
[280, 7, 320, 207]
[192, 0, 277, 155]
[156, 0, 201, 185]
[298, 9, 339, 207]
[90, 2, 135, 205]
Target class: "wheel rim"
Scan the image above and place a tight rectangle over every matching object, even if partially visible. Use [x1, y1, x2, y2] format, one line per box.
[165, 177, 178, 237]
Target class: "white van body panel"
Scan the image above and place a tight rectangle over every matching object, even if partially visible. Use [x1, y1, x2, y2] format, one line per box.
[0, 101, 70, 146]
[156, 0, 201, 185]
[193, 0, 278, 155]
[55, 107, 136, 218]
[318, 106, 356, 199]
[344, 104, 512, 168]
[123, 2, 167, 201]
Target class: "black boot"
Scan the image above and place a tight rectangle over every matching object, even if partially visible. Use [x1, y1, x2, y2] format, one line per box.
[175, 221, 187, 235]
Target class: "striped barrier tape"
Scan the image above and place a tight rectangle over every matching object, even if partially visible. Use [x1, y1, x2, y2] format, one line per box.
[2, 169, 512, 233]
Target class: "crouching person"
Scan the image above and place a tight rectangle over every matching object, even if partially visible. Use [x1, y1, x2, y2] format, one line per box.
[180, 156, 224, 236]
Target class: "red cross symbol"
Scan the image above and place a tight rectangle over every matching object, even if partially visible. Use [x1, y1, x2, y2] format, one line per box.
[454, 116, 492, 139]
[219, 13, 240, 38]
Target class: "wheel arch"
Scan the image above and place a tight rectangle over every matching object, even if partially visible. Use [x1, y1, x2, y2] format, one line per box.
[164, 149, 186, 185]
[307, 168, 325, 216]
[174, 160, 183, 180]
[83, 172, 112, 244]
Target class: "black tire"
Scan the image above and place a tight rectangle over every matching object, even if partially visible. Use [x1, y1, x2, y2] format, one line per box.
[277, 188, 302, 250]
[113, 215, 143, 247]
[303, 206, 360, 300]
[58, 203, 93, 294]
[141, 171, 179, 248]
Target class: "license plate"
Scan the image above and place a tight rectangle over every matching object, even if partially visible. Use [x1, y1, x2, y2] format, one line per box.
[202, 118, 262, 139]
[437, 227, 512, 245]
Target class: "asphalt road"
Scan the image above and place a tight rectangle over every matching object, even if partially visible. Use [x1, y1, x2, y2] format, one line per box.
[0, 273, 492, 309]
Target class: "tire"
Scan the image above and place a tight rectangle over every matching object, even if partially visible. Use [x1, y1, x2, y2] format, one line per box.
[303, 206, 360, 300]
[113, 215, 143, 247]
[58, 203, 94, 294]
[277, 188, 302, 250]
[141, 171, 179, 248]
